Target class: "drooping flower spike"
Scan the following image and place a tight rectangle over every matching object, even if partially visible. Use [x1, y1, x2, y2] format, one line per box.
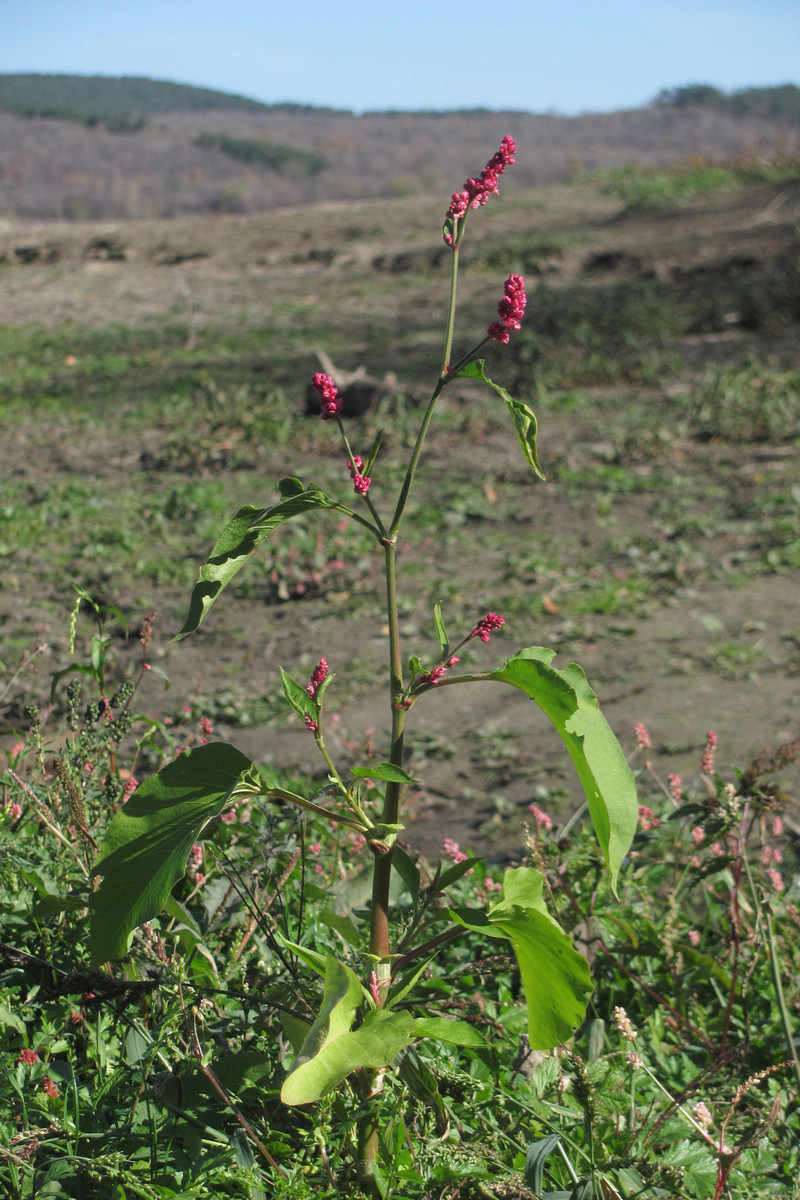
[488, 273, 526, 343]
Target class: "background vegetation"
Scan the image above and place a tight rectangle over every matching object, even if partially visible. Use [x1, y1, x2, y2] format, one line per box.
[0, 75, 798, 220]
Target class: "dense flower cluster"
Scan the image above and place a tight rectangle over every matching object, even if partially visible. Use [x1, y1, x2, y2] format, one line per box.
[470, 612, 505, 642]
[17, 1048, 39, 1065]
[488, 273, 526, 343]
[312, 372, 342, 420]
[347, 456, 371, 496]
[306, 658, 329, 699]
[444, 135, 517, 243]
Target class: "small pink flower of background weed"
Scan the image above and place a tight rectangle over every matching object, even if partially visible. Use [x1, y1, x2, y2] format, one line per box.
[442, 837, 468, 864]
[471, 612, 505, 643]
[772, 815, 784, 837]
[668, 773, 683, 802]
[767, 867, 786, 892]
[701, 730, 718, 775]
[693, 1101, 712, 1129]
[688, 930, 701, 947]
[312, 373, 342, 421]
[638, 805, 660, 831]
[42, 1076, 59, 1098]
[8, 802, 22, 820]
[17, 1048, 39, 1065]
[634, 723, 651, 751]
[488, 274, 526, 343]
[528, 803, 553, 830]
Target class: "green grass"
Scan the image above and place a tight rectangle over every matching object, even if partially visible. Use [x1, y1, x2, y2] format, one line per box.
[598, 158, 800, 214]
[3, 634, 799, 1196]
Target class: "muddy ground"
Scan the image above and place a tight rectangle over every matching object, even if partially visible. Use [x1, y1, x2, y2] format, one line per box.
[1, 176, 799, 857]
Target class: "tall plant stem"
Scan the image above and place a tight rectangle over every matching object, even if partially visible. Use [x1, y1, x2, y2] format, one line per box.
[389, 244, 460, 541]
[360, 229, 462, 1193]
[369, 541, 405, 965]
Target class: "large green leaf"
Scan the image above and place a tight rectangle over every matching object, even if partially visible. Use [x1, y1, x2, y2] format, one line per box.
[487, 648, 637, 892]
[90, 743, 262, 964]
[451, 867, 592, 1049]
[456, 360, 545, 479]
[281, 957, 414, 1105]
[175, 478, 339, 638]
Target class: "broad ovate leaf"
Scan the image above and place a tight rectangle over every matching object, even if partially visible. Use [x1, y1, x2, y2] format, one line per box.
[90, 743, 263, 964]
[281, 956, 414, 1105]
[487, 648, 638, 892]
[451, 867, 591, 1049]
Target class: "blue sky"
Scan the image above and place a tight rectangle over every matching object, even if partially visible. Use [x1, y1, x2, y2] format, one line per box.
[2, 0, 798, 114]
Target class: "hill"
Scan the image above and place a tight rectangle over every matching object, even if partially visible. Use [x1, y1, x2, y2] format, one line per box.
[0, 74, 798, 222]
[0, 72, 276, 124]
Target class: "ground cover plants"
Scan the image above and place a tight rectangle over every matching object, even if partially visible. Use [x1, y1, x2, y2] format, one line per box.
[2, 146, 800, 1198]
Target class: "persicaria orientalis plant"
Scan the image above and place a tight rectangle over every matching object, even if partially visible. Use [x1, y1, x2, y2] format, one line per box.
[87, 137, 639, 1190]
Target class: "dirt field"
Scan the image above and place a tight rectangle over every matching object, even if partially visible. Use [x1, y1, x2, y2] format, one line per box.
[2, 173, 799, 856]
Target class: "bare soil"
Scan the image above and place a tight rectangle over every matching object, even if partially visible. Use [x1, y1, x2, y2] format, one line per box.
[2, 177, 799, 857]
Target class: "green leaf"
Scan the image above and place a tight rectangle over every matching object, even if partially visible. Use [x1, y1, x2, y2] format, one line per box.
[392, 845, 421, 905]
[174, 481, 339, 638]
[525, 1134, 562, 1194]
[351, 763, 418, 784]
[281, 957, 414, 1104]
[451, 867, 592, 1049]
[90, 743, 263, 964]
[433, 601, 449, 657]
[0, 1003, 26, 1035]
[279, 666, 316, 720]
[413, 1017, 486, 1047]
[487, 648, 638, 892]
[456, 360, 545, 479]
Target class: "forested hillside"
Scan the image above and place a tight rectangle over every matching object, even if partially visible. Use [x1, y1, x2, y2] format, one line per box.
[0, 75, 798, 221]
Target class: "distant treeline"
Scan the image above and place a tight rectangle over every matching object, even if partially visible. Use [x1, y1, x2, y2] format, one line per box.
[656, 84, 800, 124]
[0, 73, 274, 126]
[194, 133, 327, 175]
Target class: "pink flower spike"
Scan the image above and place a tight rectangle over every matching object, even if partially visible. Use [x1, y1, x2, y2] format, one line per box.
[634, 723, 652, 751]
[488, 274, 526, 343]
[701, 730, 718, 775]
[444, 136, 517, 242]
[347, 456, 371, 496]
[312, 372, 342, 420]
[304, 714, 319, 735]
[470, 611, 505, 642]
[442, 837, 468, 864]
[306, 658, 329, 699]
[528, 803, 553, 830]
